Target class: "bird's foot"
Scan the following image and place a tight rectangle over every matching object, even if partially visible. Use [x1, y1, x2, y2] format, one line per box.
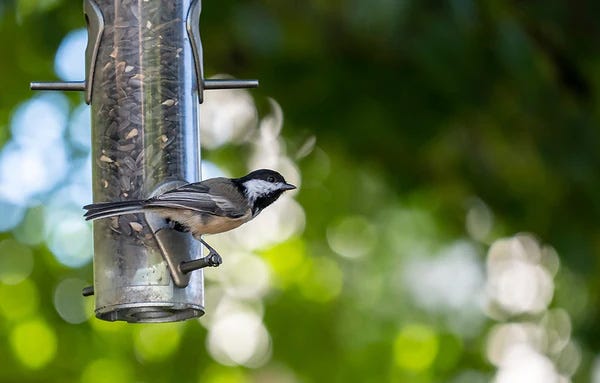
[179, 238, 222, 273]
[200, 239, 223, 267]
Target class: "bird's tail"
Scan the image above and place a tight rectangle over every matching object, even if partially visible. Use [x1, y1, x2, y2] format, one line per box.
[83, 200, 147, 221]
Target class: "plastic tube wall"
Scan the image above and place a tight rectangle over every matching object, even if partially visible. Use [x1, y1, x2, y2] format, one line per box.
[89, 0, 204, 322]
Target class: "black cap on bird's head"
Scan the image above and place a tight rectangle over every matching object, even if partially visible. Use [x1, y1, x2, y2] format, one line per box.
[238, 169, 290, 184]
[236, 169, 296, 216]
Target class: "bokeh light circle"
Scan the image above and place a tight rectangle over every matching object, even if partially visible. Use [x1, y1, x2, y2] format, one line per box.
[54, 278, 93, 324]
[466, 198, 494, 241]
[54, 28, 87, 81]
[486, 235, 555, 317]
[0, 280, 39, 321]
[12, 206, 45, 245]
[10, 93, 69, 149]
[45, 208, 93, 268]
[0, 141, 69, 205]
[0, 200, 26, 232]
[298, 256, 343, 303]
[231, 196, 305, 250]
[10, 318, 57, 369]
[68, 103, 91, 151]
[200, 82, 258, 149]
[133, 323, 183, 362]
[404, 240, 483, 312]
[207, 310, 271, 367]
[493, 344, 559, 383]
[220, 253, 271, 299]
[394, 323, 439, 372]
[81, 358, 133, 383]
[0, 238, 34, 284]
[327, 215, 377, 259]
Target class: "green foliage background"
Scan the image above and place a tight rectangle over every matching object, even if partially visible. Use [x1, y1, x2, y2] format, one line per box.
[0, 0, 599, 382]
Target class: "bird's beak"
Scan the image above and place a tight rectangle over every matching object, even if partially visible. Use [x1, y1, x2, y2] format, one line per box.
[282, 183, 296, 191]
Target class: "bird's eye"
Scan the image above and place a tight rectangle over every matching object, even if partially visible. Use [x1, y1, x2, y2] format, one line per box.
[267, 176, 275, 182]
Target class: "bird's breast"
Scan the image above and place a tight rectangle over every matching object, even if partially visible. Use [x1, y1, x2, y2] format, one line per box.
[159, 209, 252, 236]
[196, 214, 252, 234]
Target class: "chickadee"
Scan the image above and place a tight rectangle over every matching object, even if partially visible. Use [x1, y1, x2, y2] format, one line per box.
[83, 169, 296, 262]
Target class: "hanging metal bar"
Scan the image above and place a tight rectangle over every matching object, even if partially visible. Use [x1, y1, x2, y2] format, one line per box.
[204, 79, 259, 90]
[30, 81, 86, 91]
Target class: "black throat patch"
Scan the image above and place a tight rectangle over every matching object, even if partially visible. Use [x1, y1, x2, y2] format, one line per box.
[252, 191, 284, 217]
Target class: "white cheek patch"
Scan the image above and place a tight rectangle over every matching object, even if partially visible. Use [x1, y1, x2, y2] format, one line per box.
[243, 179, 286, 202]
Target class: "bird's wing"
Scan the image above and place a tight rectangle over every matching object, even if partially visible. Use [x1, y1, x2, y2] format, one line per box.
[146, 178, 249, 218]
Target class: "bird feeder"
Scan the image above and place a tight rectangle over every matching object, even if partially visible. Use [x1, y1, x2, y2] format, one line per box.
[31, 0, 257, 322]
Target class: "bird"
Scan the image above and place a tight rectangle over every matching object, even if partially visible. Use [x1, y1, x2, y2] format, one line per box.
[83, 169, 296, 265]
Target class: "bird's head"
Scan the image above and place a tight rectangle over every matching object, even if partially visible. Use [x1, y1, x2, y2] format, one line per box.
[236, 169, 296, 216]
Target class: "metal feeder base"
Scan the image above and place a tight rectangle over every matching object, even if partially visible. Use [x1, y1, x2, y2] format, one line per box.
[96, 302, 204, 323]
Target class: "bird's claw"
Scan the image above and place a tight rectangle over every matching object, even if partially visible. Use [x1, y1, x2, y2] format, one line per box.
[206, 252, 223, 267]
[200, 239, 223, 267]
[178, 238, 223, 273]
